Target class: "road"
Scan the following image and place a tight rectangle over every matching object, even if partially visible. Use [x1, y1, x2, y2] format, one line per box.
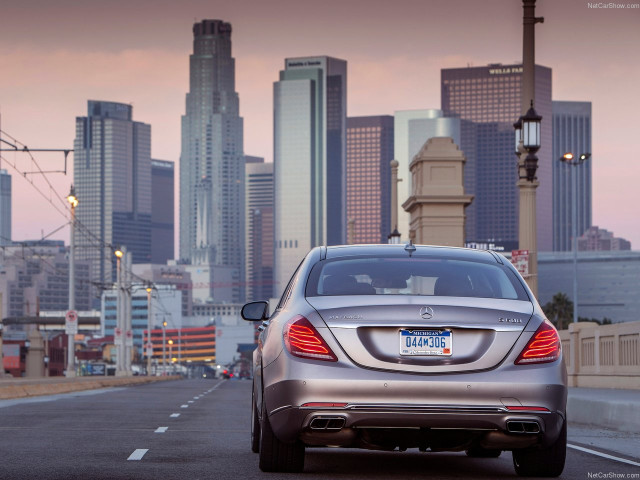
[0, 379, 638, 479]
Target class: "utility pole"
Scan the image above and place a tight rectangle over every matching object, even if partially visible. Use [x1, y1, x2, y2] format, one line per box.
[124, 250, 133, 375]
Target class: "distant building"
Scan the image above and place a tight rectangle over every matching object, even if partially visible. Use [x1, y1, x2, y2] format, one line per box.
[0, 240, 91, 320]
[131, 263, 193, 317]
[538, 251, 640, 323]
[245, 157, 274, 302]
[394, 109, 477, 243]
[151, 159, 175, 263]
[577, 226, 631, 251]
[273, 56, 347, 296]
[0, 169, 10, 246]
[101, 285, 182, 356]
[441, 63, 553, 251]
[180, 19, 245, 303]
[347, 115, 394, 243]
[552, 101, 592, 252]
[74, 100, 152, 291]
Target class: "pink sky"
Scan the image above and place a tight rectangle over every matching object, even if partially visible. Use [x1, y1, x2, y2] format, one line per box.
[1, 0, 639, 249]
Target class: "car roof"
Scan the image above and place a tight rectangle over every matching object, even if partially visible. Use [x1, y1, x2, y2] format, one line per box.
[324, 244, 502, 264]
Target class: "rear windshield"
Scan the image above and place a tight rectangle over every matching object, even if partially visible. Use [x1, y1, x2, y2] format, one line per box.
[305, 256, 529, 301]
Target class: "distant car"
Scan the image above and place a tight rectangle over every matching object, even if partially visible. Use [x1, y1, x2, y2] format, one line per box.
[242, 244, 567, 476]
[221, 369, 233, 379]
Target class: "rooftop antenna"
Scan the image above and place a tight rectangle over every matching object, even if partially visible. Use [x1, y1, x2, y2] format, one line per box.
[404, 240, 416, 257]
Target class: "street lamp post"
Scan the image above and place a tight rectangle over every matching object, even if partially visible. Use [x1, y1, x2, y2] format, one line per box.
[516, 0, 544, 298]
[168, 339, 174, 375]
[66, 185, 78, 378]
[561, 152, 591, 324]
[114, 247, 124, 374]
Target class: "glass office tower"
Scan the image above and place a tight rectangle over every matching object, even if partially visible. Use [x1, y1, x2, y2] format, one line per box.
[273, 56, 347, 296]
[0, 169, 10, 246]
[442, 64, 552, 251]
[347, 115, 393, 244]
[180, 19, 244, 302]
[245, 157, 274, 302]
[74, 100, 152, 287]
[552, 101, 592, 252]
[151, 159, 175, 264]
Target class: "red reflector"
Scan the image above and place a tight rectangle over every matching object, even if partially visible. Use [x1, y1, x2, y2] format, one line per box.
[301, 402, 347, 408]
[515, 320, 561, 365]
[505, 406, 550, 412]
[284, 315, 338, 362]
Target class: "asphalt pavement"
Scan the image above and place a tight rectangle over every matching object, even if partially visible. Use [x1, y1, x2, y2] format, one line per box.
[0, 379, 638, 480]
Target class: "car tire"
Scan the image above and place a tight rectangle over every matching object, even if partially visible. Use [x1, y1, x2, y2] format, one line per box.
[512, 420, 566, 477]
[250, 387, 260, 454]
[466, 447, 502, 458]
[258, 400, 305, 472]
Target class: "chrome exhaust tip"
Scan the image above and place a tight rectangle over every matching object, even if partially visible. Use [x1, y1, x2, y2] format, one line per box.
[506, 420, 541, 434]
[309, 416, 346, 431]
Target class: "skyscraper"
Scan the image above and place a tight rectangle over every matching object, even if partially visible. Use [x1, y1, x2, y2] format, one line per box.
[74, 100, 151, 287]
[346, 115, 393, 244]
[245, 157, 274, 302]
[180, 19, 245, 302]
[273, 56, 347, 294]
[393, 110, 477, 242]
[442, 64, 553, 251]
[151, 159, 175, 263]
[0, 169, 10, 246]
[552, 101, 592, 251]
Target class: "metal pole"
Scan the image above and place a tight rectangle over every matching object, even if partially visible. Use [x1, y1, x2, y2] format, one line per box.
[146, 287, 152, 375]
[162, 320, 167, 376]
[67, 199, 76, 377]
[390, 159, 399, 234]
[125, 251, 132, 374]
[572, 165, 578, 323]
[116, 250, 123, 374]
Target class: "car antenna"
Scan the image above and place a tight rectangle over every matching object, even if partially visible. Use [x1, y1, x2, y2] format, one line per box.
[404, 240, 416, 257]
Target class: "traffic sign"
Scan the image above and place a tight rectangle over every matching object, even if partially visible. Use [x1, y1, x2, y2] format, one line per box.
[65, 310, 78, 335]
[511, 249, 530, 277]
[125, 329, 133, 347]
[114, 327, 123, 346]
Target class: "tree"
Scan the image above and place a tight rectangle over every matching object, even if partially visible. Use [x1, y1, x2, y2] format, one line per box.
[542, 292, 574, 331]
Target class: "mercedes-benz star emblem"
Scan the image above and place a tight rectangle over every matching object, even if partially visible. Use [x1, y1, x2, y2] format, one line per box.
[419, 306, 434, 320]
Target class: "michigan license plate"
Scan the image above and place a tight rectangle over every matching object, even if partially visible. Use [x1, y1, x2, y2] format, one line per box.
[399, 329, 452, 356]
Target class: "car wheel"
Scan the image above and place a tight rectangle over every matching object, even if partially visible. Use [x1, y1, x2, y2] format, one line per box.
[512, 420, 566, 477]
[258, 400, 305, 472]
[466, 447, 502, 458]
[250, 387, 260, 454]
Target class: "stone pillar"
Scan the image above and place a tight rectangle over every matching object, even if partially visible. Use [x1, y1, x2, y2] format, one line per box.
[25, 329, 45, 378]
[402, 137, 473, 247]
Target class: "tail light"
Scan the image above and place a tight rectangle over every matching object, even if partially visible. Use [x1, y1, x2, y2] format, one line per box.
[284, 315, 338, 362]
[515, 320, 561, 365]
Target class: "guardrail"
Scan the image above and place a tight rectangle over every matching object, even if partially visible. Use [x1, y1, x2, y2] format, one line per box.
[559, 321, 640, 389]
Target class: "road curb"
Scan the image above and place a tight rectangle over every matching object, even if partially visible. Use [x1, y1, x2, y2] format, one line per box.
[0, 376, 182, 400]
[567, 388, 640, 433]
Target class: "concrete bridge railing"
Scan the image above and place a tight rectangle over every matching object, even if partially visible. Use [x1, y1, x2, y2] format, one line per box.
[559, 321, 640, 389]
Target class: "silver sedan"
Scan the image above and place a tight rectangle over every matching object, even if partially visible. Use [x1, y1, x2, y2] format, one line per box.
[242, 244, 567, 477]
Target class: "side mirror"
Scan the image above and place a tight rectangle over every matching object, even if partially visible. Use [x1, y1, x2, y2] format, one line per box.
[241, 301, 269, 321]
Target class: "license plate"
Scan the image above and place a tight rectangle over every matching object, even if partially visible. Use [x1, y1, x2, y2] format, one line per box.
[399, 329, 452, 356]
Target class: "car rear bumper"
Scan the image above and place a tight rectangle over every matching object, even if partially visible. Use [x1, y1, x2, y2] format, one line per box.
[263, 356, 567, 449]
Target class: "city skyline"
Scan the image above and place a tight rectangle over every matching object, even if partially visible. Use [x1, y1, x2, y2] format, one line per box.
[1, 0, 639, 249]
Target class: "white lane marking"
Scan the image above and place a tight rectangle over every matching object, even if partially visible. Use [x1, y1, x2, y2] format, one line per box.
[170, 413, 180, 418]
[188, 400, 194, 404]
[568, 444, 640, 467]
[155, 427, 168, 433]
[180, 404, 189, 408]
[127, 449, 149, 461]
